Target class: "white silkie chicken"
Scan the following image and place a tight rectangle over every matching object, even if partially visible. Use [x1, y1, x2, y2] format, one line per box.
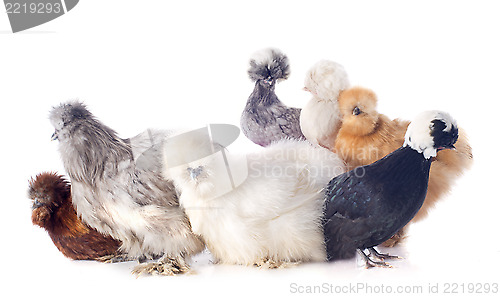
[300, 60, 350, 150]
[163, 133, 345, 267]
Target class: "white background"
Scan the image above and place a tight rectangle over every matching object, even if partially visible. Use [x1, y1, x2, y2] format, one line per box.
[1, 1, 499, 296]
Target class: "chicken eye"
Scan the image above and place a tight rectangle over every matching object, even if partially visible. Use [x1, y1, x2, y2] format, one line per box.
[353, 107, 362, 116]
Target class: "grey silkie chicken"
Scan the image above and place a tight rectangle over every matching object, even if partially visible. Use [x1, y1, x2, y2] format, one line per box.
[240, 48, 306, 146]
[49, 101, 204, 275]
[323, 110, 459, 268]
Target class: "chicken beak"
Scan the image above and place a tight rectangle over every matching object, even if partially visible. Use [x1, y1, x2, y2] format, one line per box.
[51, 131, 59, 141]
[265, 79, 274, 86]
[189, 170, 200, 180]
[32, 199, 43, 210]
[303, 87, 317, 96]
[188, 166, 203, 180]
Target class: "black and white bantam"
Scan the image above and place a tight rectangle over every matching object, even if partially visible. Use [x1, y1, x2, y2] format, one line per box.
[322, 110, 459, 268]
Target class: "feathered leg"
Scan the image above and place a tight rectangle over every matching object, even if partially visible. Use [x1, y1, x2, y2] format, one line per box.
[96, 253, 131, 263]
[253, 258, 301, 269]
[131, 255, 191, 277]
[381, 228, 407, 247]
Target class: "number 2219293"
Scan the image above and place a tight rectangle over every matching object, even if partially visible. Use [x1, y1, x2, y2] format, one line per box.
[5, 2, 62, 14]
[443, 283, 498, 294]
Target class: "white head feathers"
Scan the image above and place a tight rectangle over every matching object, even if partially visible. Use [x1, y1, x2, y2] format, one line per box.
[304, 60, 350, 101]
[250, 48, 283, 67]
[404, 110, 458, 159]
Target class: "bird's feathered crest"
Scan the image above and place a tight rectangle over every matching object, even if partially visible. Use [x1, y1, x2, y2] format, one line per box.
[248, 48, 290, 82]
[404, 111, 459, 159]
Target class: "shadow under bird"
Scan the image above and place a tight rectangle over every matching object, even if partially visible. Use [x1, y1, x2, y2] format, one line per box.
[323, 110, 459, 268]
[240, 48, 305, 146]
[29, 172, 124, 261]
[49, 101, 204, 276]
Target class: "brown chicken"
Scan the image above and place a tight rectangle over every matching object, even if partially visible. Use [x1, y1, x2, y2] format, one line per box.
[335, 87, 473, 246]
[29, 172, 124, 261]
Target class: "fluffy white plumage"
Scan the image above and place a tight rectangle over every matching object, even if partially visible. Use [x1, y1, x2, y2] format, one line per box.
[301, 60, 350, 149]
[304, 60, 350, 101]
[163, 138, 346, 266]
[404, 110, 458, 159]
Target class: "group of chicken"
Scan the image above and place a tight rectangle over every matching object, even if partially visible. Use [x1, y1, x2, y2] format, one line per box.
[29, 48, 473, 276]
